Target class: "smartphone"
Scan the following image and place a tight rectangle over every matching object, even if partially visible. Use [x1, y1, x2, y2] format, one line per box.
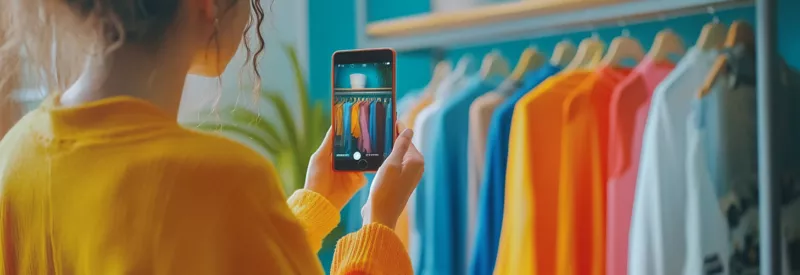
[331, 48, 397, 171]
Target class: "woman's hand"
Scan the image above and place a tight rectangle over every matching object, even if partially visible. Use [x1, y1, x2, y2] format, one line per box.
[304, 128, 367, 210]
[362, 124, 424, 229]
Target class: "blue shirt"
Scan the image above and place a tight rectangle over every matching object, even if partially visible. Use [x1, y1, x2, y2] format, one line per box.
[385, 102, 393, 157]
[342, 102, 353, 154]
[369, 101, 378, 153]
[468, 65, 560, 275]
[421, 76, 500, 275]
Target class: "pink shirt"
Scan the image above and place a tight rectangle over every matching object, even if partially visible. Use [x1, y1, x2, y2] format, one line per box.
[359, 101, 372, 153]
[606, 57, 675, 275]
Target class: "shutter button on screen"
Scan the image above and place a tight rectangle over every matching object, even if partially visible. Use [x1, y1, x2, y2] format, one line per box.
[357, 159, 368, 170]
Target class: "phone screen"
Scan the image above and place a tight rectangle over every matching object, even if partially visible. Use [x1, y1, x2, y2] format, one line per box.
[332, 49, 395, 171]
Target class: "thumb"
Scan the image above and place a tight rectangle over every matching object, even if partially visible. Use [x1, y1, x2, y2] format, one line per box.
[314, 127, 334, 157]
[384, 128, 414, 166]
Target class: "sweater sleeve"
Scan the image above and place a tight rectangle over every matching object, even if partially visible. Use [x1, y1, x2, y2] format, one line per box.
[332, 223, 414, 275]
[287, 190, 413, 275]
[287, 190, 341, 253]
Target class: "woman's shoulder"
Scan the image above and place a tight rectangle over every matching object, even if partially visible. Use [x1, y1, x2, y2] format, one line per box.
[139, 126, 280, 182]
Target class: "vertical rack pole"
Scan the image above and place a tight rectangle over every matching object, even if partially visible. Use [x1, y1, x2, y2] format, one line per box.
[756, 0, 781, 273]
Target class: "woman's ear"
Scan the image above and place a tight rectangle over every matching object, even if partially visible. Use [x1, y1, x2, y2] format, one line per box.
[186, 0, 218, 24]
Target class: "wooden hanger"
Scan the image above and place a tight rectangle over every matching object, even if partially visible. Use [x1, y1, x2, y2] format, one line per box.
[480, 51, 511, 80]
[698, 21, 755, 98]
[454, 54, 474, 76]
[647, 29, 685, 62]
[564, 36, 605, 70]
[510, 46, 546, 81]
[599, 32, 645, 68]
[550, 40, 577, 67]
[695, 22, 728, 50]
[424, 61, 452, 96]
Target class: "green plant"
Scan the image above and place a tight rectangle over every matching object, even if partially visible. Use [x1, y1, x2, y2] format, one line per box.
[188, 45, 330, 194]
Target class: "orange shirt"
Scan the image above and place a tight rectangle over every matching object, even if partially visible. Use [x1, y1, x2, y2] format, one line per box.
[556, 66, 632, 275]
[494, 70, 590, 275]
[334, 103, 344, 136]
[406, 94, 434, 128]
[395, 94, 434, 249]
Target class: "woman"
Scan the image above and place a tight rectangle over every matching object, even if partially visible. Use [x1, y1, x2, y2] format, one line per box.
[0, 0, 423, 274]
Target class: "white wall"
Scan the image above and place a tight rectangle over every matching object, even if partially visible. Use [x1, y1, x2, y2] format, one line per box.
[179, 0, 309, 128]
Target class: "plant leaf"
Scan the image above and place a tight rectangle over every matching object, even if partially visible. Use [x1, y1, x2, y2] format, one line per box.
[283, 44, 310, 129]
[261, 91, 300, 151]
[217, 107, 288, 149]
[192, 123, 281, 156]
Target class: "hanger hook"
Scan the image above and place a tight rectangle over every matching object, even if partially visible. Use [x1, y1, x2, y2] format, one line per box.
[586, 24, 600, 39]
[707, 6, 720, 23]
[618, 20, 631, 37]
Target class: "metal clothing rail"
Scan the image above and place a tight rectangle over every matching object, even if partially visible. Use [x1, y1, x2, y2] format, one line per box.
[335, 91, 393, 96]
[756, 0, 781, 273]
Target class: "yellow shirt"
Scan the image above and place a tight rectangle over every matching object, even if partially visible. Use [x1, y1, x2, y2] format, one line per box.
[351, 102, 361, 138]
[0, 95, 411, 275]
[494, 71, 590, 275]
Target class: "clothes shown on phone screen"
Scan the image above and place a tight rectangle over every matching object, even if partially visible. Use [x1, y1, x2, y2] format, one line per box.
[334, 97, 392, 157]
[385, 101, 393, 158]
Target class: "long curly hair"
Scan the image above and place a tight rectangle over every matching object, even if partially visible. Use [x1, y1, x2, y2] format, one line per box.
[0, 0, 268, 110]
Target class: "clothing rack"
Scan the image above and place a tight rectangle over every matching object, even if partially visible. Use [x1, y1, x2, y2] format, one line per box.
[335, 91, 393, 96]
[756, 0, 781, 273]
[357, 0, 783, 272]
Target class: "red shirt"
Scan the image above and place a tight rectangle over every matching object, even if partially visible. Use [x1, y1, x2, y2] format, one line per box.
[605, 57, 675, 275]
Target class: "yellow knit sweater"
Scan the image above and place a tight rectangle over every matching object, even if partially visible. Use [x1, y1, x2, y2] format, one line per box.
[0, 95, 411, 275]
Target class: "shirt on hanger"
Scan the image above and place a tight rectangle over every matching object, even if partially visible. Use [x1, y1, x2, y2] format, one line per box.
[335, 103, 344, 136]
[628, 47, 720, 275]
[359, 102, 371, 153]
[369, 101, 378, 153]
[384, 101, 393, 156]
[342, 102, 353, 154]
[494, 70, 591, 275]
[423, 76, 500, 275]
[469, 64, 560, 275]
[351, 102, 361, 139]
[684, 45, 800, 275]
[466, 80, 519, 254]
[402, 92, 434, 272]
[397, 93, 433, 270]
[605, 57, 675, 275]
[557, 65, 632, 275]
[412, 73, 468, 274]
[398, 90, 422, 119]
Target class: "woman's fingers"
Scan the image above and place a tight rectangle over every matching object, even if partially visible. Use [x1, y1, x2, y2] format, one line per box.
[385, 128, 414, 167]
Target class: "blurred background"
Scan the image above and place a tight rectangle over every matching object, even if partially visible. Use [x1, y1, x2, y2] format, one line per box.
[4, 0, 800, 273]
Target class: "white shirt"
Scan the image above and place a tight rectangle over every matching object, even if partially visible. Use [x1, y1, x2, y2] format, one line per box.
[683, 106, 731, 275]
[408, 71, 469, 270]
[628, 47, 720, 275]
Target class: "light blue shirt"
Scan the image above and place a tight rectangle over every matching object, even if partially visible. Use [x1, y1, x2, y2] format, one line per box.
[421, 76, 500, 275]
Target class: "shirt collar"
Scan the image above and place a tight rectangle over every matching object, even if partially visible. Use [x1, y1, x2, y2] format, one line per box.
[37, 94, 176, 139]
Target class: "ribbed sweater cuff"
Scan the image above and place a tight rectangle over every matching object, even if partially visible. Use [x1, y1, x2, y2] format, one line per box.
[287, 189, 341, 253]
[331, 223, 413, 275]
